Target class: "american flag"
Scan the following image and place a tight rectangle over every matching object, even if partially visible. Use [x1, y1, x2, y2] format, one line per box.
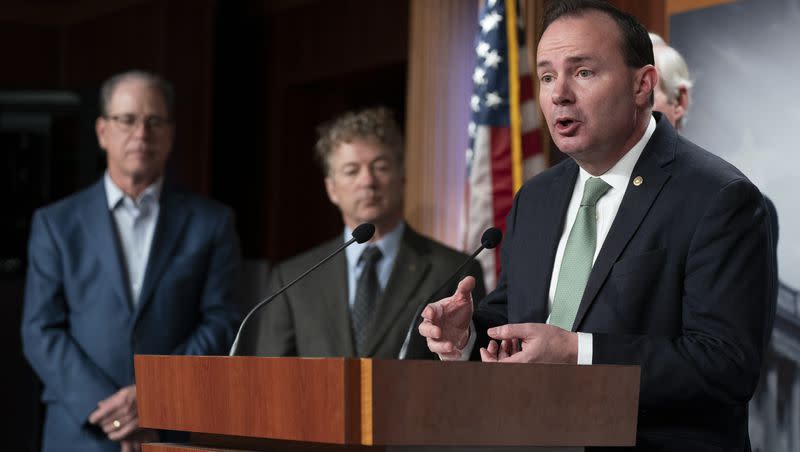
[464, 0, 546, 290]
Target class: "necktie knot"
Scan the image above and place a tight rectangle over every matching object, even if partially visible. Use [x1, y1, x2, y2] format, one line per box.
[359, 246, 383, 266]
[580, 177, 611, 207]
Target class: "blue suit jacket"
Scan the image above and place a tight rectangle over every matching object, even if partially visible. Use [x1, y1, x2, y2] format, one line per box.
[22, 178, 241, 452]
[475, 114, 774, 451]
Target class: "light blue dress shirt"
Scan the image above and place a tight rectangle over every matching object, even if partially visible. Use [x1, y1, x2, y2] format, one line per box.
[104, 172, 162, 306]
[344, 221, 405, 309]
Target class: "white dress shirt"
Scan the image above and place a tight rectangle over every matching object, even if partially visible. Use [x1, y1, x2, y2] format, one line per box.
[104, 172, 162, 306]
[455, 117, 656, 363]
[549, 116, 656, 364]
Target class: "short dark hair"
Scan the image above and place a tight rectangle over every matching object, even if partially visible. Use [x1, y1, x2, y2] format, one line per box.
[541, 0, 654, 69]
[314, 107, 404, 176]
[99, 70, 175, 118]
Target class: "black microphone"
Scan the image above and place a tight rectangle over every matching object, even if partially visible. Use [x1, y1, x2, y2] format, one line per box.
[396, 227, 503, 360]
[228, 223, 376, 356]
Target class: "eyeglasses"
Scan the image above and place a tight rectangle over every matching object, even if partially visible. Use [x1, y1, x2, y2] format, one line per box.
[104, 114, 172, 133]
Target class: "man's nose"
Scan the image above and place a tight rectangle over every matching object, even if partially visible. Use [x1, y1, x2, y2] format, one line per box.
[356, 167, 377, 186]
[551, 76, 575, 105]
[131, 119, 152, 138]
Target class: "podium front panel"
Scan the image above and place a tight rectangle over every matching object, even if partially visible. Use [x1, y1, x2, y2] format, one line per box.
[136, 356, 361, 444]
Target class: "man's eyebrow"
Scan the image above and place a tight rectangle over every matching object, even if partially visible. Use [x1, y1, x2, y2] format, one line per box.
[536, 55, 595, 69]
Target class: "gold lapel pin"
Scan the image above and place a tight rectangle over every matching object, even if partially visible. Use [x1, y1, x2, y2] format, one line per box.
[633, 176, 643, 186]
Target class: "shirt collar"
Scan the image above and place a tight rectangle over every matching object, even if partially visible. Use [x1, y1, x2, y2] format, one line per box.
[577, 114, 657, 190]
[345, 221, 405, 268]
[104, 171, 163, 211]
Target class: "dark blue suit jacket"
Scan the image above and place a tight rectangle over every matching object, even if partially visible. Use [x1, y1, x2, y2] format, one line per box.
[476, 114, 774, 451]
[21, 178, 241, 452]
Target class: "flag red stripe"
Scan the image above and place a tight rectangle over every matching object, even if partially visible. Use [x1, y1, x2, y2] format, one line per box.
[489, 126, 514, 238]
[520, 74, 535, 101]
[521, 129, 542, 159]
[490, 126, 511, 275]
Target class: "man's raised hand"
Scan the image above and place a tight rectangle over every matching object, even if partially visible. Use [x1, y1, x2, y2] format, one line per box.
[418, 276, 475, 360]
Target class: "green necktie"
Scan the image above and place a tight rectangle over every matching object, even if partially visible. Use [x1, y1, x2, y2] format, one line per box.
[549, 177, 611, 330]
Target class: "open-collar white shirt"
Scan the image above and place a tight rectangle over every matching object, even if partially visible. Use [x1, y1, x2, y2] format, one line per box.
[104, 172, 163, 306]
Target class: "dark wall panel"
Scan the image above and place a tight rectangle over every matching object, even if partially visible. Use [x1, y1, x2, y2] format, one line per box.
[0, 23, 60, 88]
[213, 0, 410, 261]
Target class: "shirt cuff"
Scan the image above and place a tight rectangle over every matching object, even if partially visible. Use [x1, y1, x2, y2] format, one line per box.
[577, 332, 593, 365]
[455, 321, 476, 361]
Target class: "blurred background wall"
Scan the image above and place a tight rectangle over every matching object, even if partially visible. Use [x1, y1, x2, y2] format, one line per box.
[671, 1, 800, 450]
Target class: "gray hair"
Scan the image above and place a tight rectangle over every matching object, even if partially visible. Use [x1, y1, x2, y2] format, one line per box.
[99, 70, 175, 118]
[649, 33, 693, 129]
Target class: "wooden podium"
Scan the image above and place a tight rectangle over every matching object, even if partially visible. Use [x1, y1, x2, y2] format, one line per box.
[134, 356, 639, 451]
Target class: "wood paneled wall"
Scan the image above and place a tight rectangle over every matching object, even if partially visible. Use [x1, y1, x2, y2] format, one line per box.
[262, 0, 409, 261]
[666, 0, 736, 16]
[609, 0, 667, 38]
[404, 0, 478, 250]
[0, 0, 216, 195]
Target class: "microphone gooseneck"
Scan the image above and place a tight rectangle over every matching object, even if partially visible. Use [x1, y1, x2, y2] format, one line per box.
[228, 223, 376, 356]
[396, 227, 503, 360]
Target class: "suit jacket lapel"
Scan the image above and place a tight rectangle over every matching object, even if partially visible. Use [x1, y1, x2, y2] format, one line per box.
[573, 116, 676, 330]
[324, 250, 356, 356]
[134, 189, 190, 323]
[527, 162, 578, 322]
[81, 180, 132, 313]
[362, 227, 430, 356]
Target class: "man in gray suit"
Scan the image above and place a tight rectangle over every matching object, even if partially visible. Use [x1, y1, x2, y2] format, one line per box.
[249, 107, 484, 359]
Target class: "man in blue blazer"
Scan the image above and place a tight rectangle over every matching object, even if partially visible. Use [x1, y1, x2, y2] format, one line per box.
[21, 70, 241, 452]
[419, 1, 774, 450]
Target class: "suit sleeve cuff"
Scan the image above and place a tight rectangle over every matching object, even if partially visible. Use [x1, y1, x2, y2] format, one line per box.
[577, 332, 593, 365]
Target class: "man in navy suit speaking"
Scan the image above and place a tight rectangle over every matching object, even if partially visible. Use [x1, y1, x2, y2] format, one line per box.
[21, 70, 241, 452]
[419, 1, 774, 450]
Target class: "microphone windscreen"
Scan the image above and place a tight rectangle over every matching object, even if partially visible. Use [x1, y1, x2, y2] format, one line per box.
[352, 223, 376, 244]
[480, 227, 503, 249]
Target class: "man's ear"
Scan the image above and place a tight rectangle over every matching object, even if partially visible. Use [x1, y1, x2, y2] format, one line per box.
[95, 117, 108, 151]
[674, 85, 689, 121]
[324, 176, 339, 206]
[635, 65, 658, 107]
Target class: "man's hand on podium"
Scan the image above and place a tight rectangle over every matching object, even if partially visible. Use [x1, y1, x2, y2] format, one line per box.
[480, 323, 578, 364]
[418, 276, 476, 360]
